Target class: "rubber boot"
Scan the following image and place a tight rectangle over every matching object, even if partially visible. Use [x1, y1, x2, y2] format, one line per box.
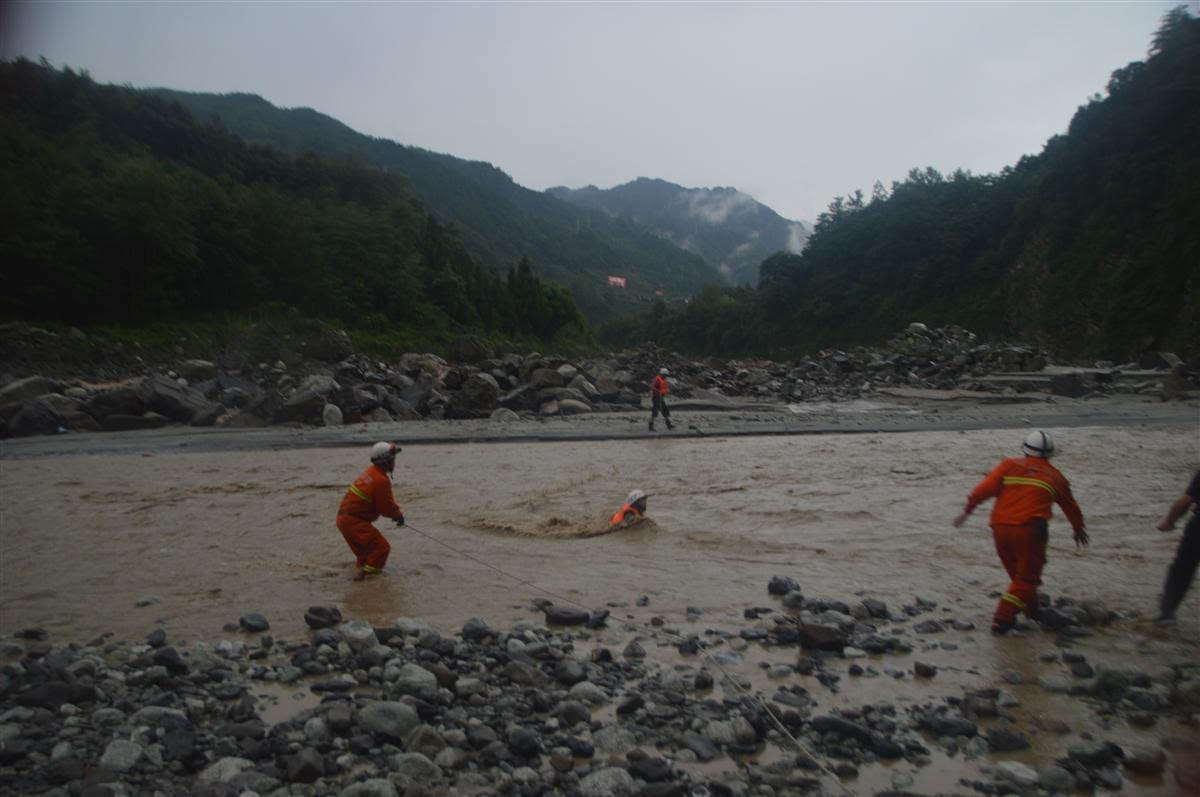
[648, 421, 655, 431]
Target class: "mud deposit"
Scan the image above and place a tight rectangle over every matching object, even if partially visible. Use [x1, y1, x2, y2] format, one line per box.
[2, 420, 1199, 794]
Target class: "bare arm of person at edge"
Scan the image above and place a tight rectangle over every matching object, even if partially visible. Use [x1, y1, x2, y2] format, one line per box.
[1157, 491, 1195, 531]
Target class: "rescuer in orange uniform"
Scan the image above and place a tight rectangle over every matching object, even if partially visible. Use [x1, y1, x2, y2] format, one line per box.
[952, 431, 1088, 634]
[649, 367, 673, 431]
[611, 489, 649, 528]
[337, 441, 405, 581]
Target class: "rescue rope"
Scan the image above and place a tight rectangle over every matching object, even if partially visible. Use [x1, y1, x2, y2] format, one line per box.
[401, 522, 858, 797]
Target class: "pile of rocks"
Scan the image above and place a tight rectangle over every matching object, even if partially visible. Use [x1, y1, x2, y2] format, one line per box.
[2, 577, 1196, 796]
[1, 322, 1193, 438]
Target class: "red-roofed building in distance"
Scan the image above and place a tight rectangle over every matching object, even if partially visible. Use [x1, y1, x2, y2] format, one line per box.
[607, 276, 626, 288]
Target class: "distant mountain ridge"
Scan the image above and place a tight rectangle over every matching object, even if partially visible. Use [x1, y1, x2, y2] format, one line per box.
[151, 90, 725, 321]
[547, 178, 808, 285]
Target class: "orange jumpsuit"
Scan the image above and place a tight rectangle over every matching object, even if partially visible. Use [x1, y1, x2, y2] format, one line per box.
[610, 503, 643, 527]
[650, 375, 671, 425]
[336, 463, 402, 574]
[963, 456, 1085, 625]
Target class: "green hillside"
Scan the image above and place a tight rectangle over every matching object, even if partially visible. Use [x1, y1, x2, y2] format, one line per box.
[548, 177, 808, 286]
[0, 59, 587, 349]
[604, 7, 1200, 362]
[150, 90, 724, 321]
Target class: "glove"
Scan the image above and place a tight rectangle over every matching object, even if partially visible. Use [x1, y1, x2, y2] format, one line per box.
[393, 513, 405, 527]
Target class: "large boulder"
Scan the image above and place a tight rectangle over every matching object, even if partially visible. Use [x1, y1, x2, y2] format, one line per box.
[0, 376, 61, 405]
[141, 374, 219, 424]
[498, 384, 538, 411]
[275, 389, 329, 424]
[529, 368, 565, 389]
[7, 399, 66, 436]
[453, 372, 501, 415]
[85, 384, 146, 420]
[452, 335, 493, 363]
[177, 359, 218, 381]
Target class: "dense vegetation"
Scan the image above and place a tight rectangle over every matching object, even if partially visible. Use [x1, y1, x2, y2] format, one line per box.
[547, 178, 808, 286]
[603, 8, 1200, 362]
[0, 59, 589, 351]
[150, 89, 724, 322]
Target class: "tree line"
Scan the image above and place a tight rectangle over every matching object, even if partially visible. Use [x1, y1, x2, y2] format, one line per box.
[602, 7, 1199, 362]
[0, 59, 589, 346]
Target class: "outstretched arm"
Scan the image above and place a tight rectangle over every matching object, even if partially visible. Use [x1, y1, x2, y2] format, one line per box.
[1157, 493, 1194, 531]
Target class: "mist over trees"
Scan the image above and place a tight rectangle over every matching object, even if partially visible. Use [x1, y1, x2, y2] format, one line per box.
[0, 59, 587, 345]
[603, 7, 1199, 362]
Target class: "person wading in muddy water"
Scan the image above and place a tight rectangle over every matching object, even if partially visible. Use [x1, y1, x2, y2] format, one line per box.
[952, 430, 1088, 634]
[336, 441, 405, 581]
[1155, 469, 1200, 623]
[649, 367, 674, 431]
[611, 489, 649, 529]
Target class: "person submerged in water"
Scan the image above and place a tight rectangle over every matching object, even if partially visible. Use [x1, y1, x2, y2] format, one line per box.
[610, 489, 649, 528]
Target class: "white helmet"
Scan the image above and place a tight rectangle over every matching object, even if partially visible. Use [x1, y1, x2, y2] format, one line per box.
[658, 367, 669, 376]
[370, 441, 399, 465]
[627, 489, 648, 505]
[1022, 430, 1054, 458]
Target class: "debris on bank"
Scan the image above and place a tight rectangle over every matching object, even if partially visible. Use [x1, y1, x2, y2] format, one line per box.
[0, 322, 1194, 438]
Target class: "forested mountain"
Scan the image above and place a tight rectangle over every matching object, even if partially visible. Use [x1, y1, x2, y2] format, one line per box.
[547, 178, 808, 286]
[604, 7, 1200, 362]
[150, 90, 723, 321]
[0, 59, 586, 346]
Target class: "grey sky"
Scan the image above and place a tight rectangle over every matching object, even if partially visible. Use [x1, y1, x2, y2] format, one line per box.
[2, 1, 1186, 222]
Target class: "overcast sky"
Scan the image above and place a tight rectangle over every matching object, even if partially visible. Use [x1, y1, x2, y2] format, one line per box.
[2, 1, 1188, 222]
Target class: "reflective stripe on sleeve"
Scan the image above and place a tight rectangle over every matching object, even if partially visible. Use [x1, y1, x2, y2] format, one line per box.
[348, 484, 370, 502]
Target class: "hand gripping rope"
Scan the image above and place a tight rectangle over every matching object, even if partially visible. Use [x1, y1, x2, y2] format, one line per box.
[401, 523, 858, 797]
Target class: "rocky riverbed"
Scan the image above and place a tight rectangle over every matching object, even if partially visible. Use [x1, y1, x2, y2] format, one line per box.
[1, 321, 1195, 439]
[2, 587, 1197, 797]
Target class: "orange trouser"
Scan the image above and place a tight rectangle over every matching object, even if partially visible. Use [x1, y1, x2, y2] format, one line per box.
[336, 514, 391, 573]
[992, 521, 1047, 624]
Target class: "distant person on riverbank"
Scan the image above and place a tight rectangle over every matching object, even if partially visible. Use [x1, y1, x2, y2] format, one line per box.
[649, 367, 673, 431]
[1155, 470, 1200, 622]
[611, 489, 649, 528]
[336, 441, 405, 581]
[952, 430, 1088, 634]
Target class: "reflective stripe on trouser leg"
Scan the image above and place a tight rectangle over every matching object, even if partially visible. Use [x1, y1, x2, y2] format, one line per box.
[992, 522, 1046, 624]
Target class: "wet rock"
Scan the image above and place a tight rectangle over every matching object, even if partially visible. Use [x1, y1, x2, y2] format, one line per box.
[995, 760, 1038, 787]
[1038, 764, 1075, 792]
[391, 751, 439, 780]
[680, 731, 719, 761]
[918, 713, 976, 738]
[304, 606, 342, 628]
[1068, 740, 1122, 767]
[238, 612, 270, 632]
[197, 756, 253, 785]
[543, 606, 590, 625]
[286, 748, 324, 783]
[1123, 744, 1166, 774]
[796, 623, 847, 651]
[987, 727, 1030, 752]
[98, 739, 142, 772]
[579, 766, 635, 797]
[914, 661, 937, 678]
[358, 701, 420, 742]
[768, 575, 800, 595]
[460, 617, 491, 641]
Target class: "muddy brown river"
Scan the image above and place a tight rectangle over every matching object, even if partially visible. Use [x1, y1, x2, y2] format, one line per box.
[2, 405, 1198, 794]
